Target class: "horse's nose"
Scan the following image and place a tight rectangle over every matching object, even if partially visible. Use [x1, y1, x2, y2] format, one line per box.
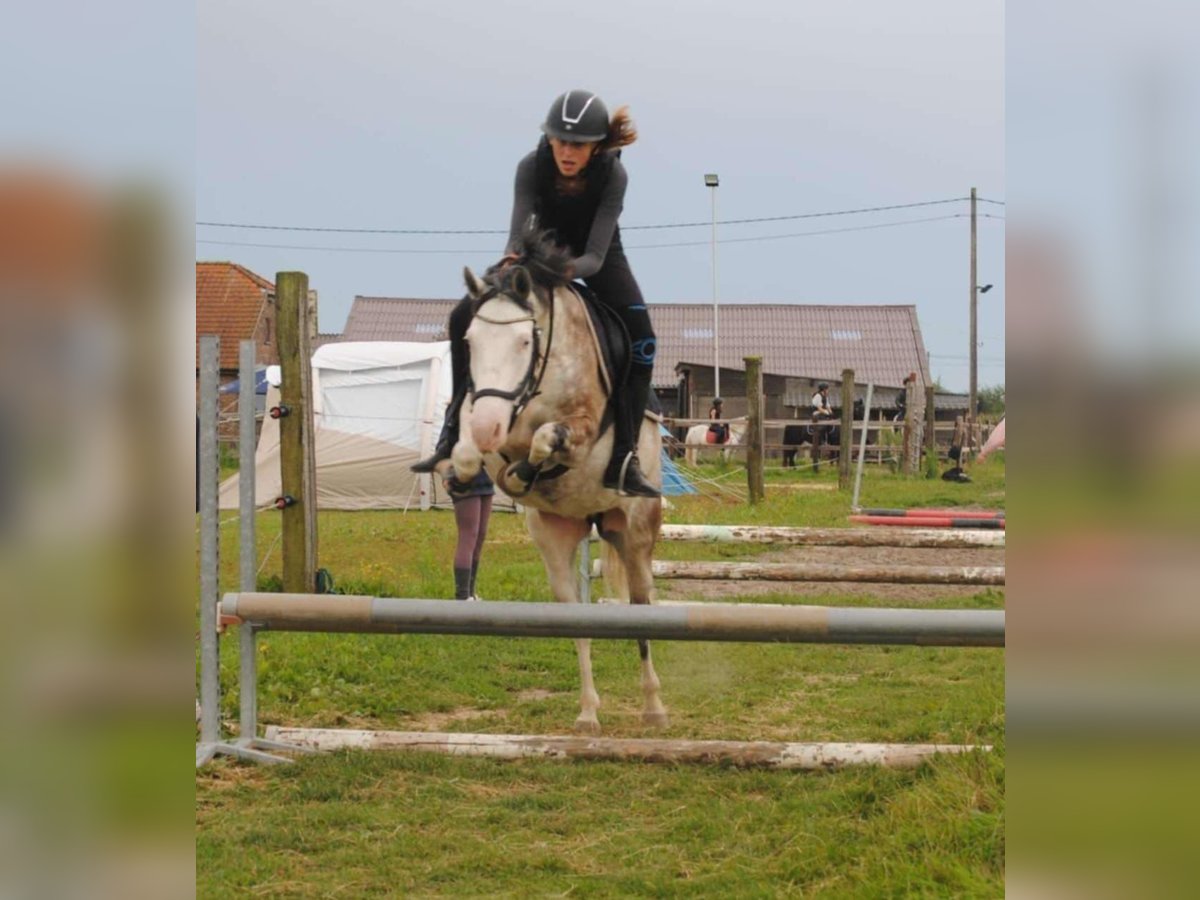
[470, 400, 510, 452]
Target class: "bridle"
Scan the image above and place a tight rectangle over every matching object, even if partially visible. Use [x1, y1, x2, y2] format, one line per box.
[468, 285, 555, 431]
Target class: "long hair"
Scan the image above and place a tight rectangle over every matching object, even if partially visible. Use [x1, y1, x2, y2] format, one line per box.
[599, 105, 637, 152]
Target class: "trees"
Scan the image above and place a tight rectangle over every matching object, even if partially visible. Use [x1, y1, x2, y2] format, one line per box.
[978, 384, 1005, 415]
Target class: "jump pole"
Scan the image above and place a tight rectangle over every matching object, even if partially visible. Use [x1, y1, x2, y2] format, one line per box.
[221, 593, 1005, 647]
[850, 515, 1005, 530]
[862, 508, 1004, 519]
[263, 728, 992, 771]
[592, 559, 1005, 586]
[850, 382, 874, 511]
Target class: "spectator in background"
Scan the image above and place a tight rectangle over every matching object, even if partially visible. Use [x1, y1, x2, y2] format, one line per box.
[444, 467, 494, 601]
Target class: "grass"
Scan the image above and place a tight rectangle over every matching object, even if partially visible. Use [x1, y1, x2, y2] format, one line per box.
[197, 459, 1005, 897]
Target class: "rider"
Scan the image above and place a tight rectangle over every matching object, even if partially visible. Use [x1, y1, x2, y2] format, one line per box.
[411, 89, 660, 498]
[811, 383, 834, 420]
[707, 397, 728, 444]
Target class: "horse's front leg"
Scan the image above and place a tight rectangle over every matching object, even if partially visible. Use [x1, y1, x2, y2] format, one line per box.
[526, 511, 600, 734]
[502, 415, 598, 494]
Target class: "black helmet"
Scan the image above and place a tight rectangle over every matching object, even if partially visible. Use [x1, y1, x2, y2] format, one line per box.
[712, 397, 723, 405]
[542, 90, 609, 142]
[818, 382, 829, 391]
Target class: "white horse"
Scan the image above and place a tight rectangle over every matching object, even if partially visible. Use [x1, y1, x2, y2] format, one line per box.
[683, 418, 747, 466]
[449, 232, 666, 735]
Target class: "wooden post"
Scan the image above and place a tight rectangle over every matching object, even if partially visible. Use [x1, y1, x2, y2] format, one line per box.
[903, 377, 921, 475]
[925, 384, 937, 455]
[277, 271, 318, 593]
[838, 368, 854, 489]
[744, 356, 764, 504]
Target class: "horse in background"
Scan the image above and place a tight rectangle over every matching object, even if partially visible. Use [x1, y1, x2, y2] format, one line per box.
[449, 229, 666, 735]
[781, 398, 867, 467]
[683, 417, 748, 466]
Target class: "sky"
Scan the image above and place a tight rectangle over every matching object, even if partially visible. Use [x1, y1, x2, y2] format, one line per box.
[197, 1, 1005, 392]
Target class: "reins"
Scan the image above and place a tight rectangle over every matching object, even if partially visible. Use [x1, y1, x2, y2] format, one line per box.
[469, 284, 556, 433]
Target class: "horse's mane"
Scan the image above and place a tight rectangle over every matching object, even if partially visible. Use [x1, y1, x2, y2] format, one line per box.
[486, 224, 573, 293]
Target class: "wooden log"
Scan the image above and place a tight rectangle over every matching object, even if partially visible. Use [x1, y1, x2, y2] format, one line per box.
[264, 727, 992, 771]
[651, 524, 1005, 548]
[593, 559, 1005, 585]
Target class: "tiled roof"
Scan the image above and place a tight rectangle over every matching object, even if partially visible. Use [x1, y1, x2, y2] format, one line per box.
[196, 262, 274, 370]
[342, 297, 932, 390]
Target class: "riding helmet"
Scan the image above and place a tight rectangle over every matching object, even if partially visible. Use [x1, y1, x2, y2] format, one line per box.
[713, 397, 723, 405]
[541, 90, 610, 142]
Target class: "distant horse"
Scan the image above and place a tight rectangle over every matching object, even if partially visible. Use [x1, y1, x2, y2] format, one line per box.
[449, 229, 666, 735]
[781, 400, 867, 467]
[683, 418, 748, 466]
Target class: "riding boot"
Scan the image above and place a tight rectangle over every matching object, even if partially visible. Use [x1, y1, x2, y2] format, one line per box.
[411, 381, 466, 473]
[602, 364, 661, 498]
[412, 298, 472, 474]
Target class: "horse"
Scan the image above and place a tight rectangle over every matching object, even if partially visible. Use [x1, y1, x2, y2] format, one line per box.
[683, 418, 748, 466]
[448, 231, 666, 735]
[781, 399, 867, 467]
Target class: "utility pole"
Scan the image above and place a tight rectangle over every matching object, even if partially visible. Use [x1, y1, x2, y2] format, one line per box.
[969, 186, 978, 449]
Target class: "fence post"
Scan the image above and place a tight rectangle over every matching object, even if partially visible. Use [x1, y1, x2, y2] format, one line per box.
[925, 385, 937, 457]
[902, 377, 922, 475]
[744, 356, 764, 503]
[277, 271, 318, 593]
[838, 368, 854, 489]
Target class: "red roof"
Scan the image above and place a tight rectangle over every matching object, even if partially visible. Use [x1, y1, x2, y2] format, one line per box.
[196, 262, 274, 370]
[339, 297, 932, 389]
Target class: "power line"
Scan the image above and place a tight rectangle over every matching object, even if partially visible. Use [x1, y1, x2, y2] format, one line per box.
[196, 196, 981, 235]
[196, 212, 1003, 256]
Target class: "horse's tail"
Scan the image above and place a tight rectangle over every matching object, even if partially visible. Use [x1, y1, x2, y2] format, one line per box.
[599, 540, 630, 603]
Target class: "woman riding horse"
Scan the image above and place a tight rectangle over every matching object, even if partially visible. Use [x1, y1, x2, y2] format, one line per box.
[412, 89, 660, 498]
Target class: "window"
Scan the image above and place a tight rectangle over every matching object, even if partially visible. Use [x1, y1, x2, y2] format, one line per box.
[830, 329, 862, 341]
[414, 323, 445, 335]
[682, 328, 714, 340]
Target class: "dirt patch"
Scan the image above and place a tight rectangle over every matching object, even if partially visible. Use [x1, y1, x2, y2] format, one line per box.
[403, 707, 509, 731]
[657, 542, 1005, 604]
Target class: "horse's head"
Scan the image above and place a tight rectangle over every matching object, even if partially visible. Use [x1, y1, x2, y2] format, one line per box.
[462, 264, 545, 452]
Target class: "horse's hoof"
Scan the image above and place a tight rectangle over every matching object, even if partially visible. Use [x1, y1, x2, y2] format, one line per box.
[642, 711, 669, 729]
[573, 716, 601, 736]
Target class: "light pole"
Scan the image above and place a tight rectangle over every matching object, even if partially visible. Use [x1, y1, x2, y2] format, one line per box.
[705, 173, 720, 400]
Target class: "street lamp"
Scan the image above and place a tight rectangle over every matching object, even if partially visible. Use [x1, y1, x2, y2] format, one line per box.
[704, 173, 719, 400]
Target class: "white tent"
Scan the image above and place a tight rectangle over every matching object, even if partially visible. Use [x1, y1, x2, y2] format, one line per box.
[219, 341, 513, 511]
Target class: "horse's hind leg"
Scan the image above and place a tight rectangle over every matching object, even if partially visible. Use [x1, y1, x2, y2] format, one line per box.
[526, 510, 601, 734]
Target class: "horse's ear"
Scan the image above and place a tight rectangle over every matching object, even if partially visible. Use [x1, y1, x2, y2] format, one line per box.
[510, 265, 532, 298]
[463, 266, 487, 299]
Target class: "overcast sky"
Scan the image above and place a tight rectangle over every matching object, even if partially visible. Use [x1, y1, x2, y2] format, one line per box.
[197, 1, 1005, 391]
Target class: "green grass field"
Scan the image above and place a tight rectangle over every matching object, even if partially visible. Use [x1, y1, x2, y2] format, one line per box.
[197, 459, 1005, 898]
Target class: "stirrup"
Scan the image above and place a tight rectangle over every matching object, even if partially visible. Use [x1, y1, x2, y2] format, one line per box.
[604, 452, 661, 499]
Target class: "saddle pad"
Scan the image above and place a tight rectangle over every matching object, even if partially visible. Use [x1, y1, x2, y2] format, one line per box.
[570, 283, 630, 397]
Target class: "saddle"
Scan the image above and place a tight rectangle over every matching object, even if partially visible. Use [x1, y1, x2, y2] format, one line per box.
[566, 282, 633, 434]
